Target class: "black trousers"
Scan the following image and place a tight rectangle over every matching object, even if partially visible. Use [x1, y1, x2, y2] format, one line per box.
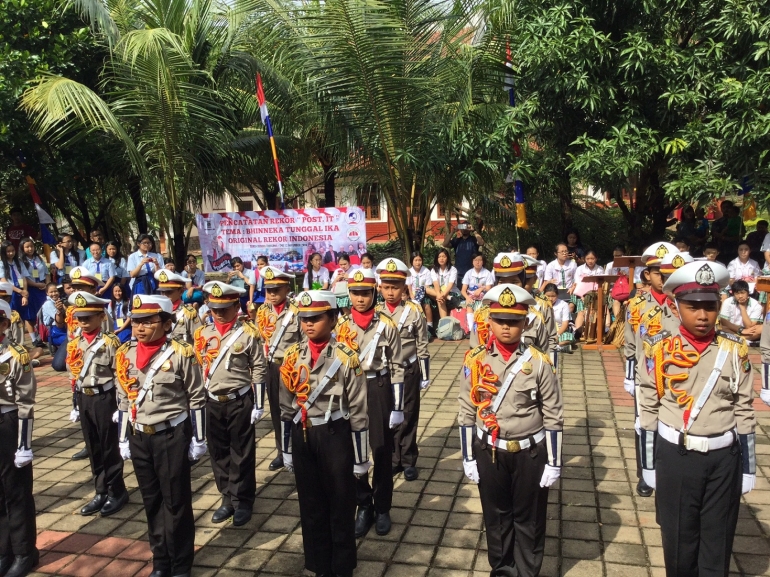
[474, 436, 548, 577]
[206, 392, 256, 510]
[634, 386, 642, 479]
[356, 373, 394, 513]
[392, 362, 420, 469]
[129, 419, 194, 575]
[78, 388, 126, 497]
[266, 361, 282, 454]
[292, 418, 356, 577]
[0, 412, 36, 557]
[656, 436, 742, 577]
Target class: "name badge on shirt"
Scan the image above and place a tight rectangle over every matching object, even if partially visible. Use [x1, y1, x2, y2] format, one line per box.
[17, 278, 24, 289]
[65, 265, 73, 274]
[117, 318, 124, 329]
[32, 269, 39, 280]
[95, 273, 102, 281]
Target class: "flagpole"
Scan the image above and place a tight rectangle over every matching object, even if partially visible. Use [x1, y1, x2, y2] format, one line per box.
[256, 74, 285, 209]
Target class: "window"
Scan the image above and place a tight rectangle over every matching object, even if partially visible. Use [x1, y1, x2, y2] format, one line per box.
[237, 200, 253, 212]
[356, 183, 381, 221]
[437, 203, 446, 218]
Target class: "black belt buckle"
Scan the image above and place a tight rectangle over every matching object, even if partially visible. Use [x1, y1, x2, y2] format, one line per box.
[528, 435, 538, 457]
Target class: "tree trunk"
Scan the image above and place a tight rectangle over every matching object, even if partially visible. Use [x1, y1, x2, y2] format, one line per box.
[322, 160, 336, 208]
[556, 173, 573, 237]
[263, 184, 278, 211]
[171, 207, 188, 271]
[127, 177, 148, 235]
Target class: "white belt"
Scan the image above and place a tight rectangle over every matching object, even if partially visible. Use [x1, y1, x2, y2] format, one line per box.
[207, 384, 252, 402]
[365, 368, 388, 379]
[308, 409, 344, 426]
[0, 405, 17, 414]
[658, 422, 736, 453]
[79, 382, 115, 396]
[404, 354, 417, 366]
[477, 427, 546, 453]
[134, 412, 188, 435]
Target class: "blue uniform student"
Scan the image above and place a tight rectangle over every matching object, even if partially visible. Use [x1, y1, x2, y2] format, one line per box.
[105, 241, 129, 288]
[181, 254, 205, 305]
[83, 243, 117, 297]
[41, 283, 67, 348]
[126, 234, 164, 296]
[19, 238, 49, 344]
[0, 241, 32, 321]
[109, 284, 132, 343]
[50, 234, 85, 283]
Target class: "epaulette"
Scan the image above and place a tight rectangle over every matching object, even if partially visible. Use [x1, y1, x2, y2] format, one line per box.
[377, 312, 396, 328]
[287, 302, 299, 315]
[528, 345, 552, 366]
[528, 305, 544, 323]
[464, 344, 487, 367]
[474, 306, 489, 322]
[102, 333, 121, 349]
[242, 319, 261, 339]
[375, 303, 386, 313]
[284, 342, 301, 358]
[716, 331, 749, 360]
[170, 337, 195, 358]
[9, 342, 29, 367]
[182, 305, 198, 320]
[10, 311, 20, 324]
[631, 294, 647, 306]
[406, 300, 423, 317]
[535, 294, 552, 308]
[117, 341, 132, 356]
[643, 330, 670, 358]
[335, 314, 351, 328]
[335, 343, 360, 368]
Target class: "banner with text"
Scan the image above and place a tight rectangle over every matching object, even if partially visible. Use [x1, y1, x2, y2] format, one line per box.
[196, 207, 368, 273]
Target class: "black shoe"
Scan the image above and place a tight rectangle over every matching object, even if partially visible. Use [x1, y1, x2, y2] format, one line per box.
[100, 492, 129, 516]
[149, 571, 169, 577]
[354, 505, 374, 538]
[391, 465, 404, 477]
[0, 555, 13, 577]
[5, 551, 38, 577]
[268, 455, 284, 471]
[80, 494, 108, 516]
[71, 447, 88, 461]
[403, 466, 418, 481]
[233, 508, 252, 527]
[212, 504, 235, 523]
[375, 511, 391, 536]
[636, 479, 653, 498]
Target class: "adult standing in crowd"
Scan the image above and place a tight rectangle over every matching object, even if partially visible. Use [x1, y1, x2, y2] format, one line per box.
[443, 219, 485, 281]
[746, 219, 768, 264]
[5, 208, 37, 251]
[84, 229, 106, 259]
[127, 234, 164, 296]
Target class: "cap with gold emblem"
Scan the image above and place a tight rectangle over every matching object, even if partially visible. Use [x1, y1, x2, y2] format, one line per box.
[376, 258, 409, 282]
[0, 282, 13, 297]
[347, 267, 378, 290]
[69, 266, 104, 287]
[659, 250, 693, 276]
[67, 291, 110, 317]
[261, 266, 294, 288]
[295, 290, 337, 318]
[522, 255, 539, 278]
[640, 242, 678, 267]
[154, 269, 190, 289]
[0, 300, 12, 320]
[202, 281, 245, 308]
[482, 284, 536, 319]
[131, 294, 173, 317]
[493, 253, 525, 277]
[663, 261, 729, 302]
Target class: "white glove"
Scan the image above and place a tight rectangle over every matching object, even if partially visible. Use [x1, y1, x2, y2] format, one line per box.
[251, 406, 264, 424]
[761, 389, 770, 406]
[188, 439, 207, 461]
[539, 465, 561, 488]
[623, 378, 635, 396]
[353, 461, 371, 476]
[420, 380, 431, 390]
[742, 474, 756, 495]
[634, 417, 641, 435]
[119, 440, 131, 460]
[389, 410, 405, 429]
[463, 460, 479, 484]
[112, 411, 119, 423]
[283, 452, 294, 472]
[69, 409, 80, 423]
[14, 449, 33, 468]
[642, 469, 656, 490]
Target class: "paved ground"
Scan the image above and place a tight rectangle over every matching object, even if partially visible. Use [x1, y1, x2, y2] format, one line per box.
[22, 340, 770, 576]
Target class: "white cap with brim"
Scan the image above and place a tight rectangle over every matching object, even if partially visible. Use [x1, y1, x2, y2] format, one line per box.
[663, 261, 729, 302]
[295, 290, 337, 317]
[131, 294, 173, 317]
[202, 281, 246, 309]
[68, 291, 110, 317]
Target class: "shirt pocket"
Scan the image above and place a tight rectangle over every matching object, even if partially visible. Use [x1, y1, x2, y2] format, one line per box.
[228, 341, 252, 372]
[92, 355, 114, 379]
[512, 377, 539, 409]
[151, 370, 181, 401]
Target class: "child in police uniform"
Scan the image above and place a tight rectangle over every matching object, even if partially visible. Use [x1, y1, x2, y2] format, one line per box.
[335, 268, 404, 538]
[375, 258, 430, 481]
[638, 261, 756, 576]
[278, 290, 368, 577]
[66, 291, 128, 518]
[116, 295, 206, 577]
[255, 266, 300, 472]
[194, 281, 266, 526]
[458, 284, 563, 577]
[154, 269, 201, 344]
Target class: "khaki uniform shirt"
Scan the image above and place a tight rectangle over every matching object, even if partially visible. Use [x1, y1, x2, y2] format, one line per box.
[9, 311, 23, 346]
[335, 312, 404, 383]
[638, 328, 755, 436]
[278, 339, 368, 432]
[760, 313, 770, 364]
[0, 341, 35, 418]
[171, 304, 202, 344]
[523, 306, 550, 352]
[376, 301, 429, 363]
[458, 343, 563, 439]
[625, 291, 675, 368]
[67, 332, 120, 388]
[194, 320, 267, 394]
[257, 301, 301, 361]
[116, 338, 205, 426]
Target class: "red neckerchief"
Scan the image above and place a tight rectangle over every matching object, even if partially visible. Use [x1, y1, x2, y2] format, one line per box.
[651, 289, 667, 305]
[274, 301, 286, 316]
[679, 326, 716, 354]
[82, 329, 100, 345]
[308, 338, 329, 368]
[385, 301, 399, 313]
[136, 336, 167, 370]
[351, 307, 375, 329]
[172, 299, 182, 311]
[489, 336, 520, 362]
[214, 317, 239, 337]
